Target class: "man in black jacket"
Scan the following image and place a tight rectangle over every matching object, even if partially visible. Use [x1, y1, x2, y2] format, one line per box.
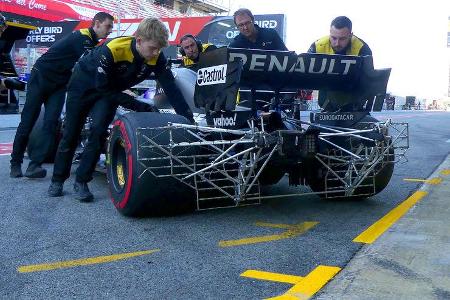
[48, 18, 194, 202]
[10, 12, 114, 178]
[229, 8, 287, 51]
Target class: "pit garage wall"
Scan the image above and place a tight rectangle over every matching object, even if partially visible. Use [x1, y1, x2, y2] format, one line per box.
[13, 14, 286, 76]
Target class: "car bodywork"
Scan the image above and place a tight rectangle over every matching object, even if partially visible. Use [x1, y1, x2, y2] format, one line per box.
[106, 47, 409, 216]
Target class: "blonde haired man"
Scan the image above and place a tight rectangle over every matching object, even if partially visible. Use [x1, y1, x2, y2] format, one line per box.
[48, 18, 193, 202]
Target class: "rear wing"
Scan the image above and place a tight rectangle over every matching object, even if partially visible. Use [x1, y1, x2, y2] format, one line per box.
[193, 47, 390, 112]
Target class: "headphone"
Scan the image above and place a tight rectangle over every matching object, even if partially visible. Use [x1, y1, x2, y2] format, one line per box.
[179, 34, 202, 56]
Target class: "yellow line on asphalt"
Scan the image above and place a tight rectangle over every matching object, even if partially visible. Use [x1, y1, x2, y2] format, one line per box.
[353, 190, 428, 244]
[219, 222, 318, 247]
[241, 270, 303, 284]
[241, 265, 341, 300]
[403, 178, 442, 185]
[254, 222, 293, 229]
[269, 266, 341, 300]
[17, 249, 160, 273]
[440, 169, 450, 176]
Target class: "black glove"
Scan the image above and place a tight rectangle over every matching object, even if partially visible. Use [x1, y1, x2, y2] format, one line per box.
[185, 114, 195, 124]
[4, 78, 26, 91]
[135, 101, 159, 113]
[113, 92, 158, 112]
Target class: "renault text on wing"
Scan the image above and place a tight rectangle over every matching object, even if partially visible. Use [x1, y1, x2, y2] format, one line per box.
[229, 52, 357, 75]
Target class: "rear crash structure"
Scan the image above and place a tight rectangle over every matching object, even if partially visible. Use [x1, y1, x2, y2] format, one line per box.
[106, 48, 409, 216]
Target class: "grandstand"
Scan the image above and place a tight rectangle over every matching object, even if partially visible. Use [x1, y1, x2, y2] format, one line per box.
[64, 0, 186, 18]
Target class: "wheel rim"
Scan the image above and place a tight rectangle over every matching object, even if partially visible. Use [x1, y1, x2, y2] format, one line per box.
[111, 139, 128, 192]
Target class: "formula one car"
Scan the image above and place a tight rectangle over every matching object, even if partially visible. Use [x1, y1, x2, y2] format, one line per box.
[104, 47, 408, 216]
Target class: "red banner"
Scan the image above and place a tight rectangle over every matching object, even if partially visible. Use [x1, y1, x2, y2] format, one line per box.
[0, 0, 109, 21]
[74, 17, 214, 45]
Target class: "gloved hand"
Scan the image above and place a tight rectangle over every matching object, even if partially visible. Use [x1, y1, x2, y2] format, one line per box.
[135, 101, 159, 113]
[186, 114, 195, 124]
[4, 78, 26, 91]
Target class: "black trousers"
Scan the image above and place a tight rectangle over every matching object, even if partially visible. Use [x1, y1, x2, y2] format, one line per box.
[51, 87, 117, 183]
[10, 69, 66, 166]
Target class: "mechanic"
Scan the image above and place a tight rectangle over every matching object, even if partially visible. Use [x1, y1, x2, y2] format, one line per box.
[308, 16, 372, 111]
[228, 8, 288, 111]
[229, 8, 287, 51]
[10, 12, 114, 179]
[179, 34, 217, 68]
[48, 18, 194, 202]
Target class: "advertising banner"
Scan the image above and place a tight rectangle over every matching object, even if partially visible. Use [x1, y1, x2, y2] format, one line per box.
[15, 21, 80, 47]
[0, 0, 104, 21]
[15, 14, 286, 48]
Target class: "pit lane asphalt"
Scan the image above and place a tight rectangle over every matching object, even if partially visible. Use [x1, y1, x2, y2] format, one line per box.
[0, 110, 449, 299]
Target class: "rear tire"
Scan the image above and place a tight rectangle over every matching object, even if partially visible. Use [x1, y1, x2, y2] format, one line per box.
[107, 112, 196, 217]
[309, 115, 394, 199]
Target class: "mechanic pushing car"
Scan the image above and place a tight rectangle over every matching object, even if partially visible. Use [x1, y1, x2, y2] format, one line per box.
[308, 16, 372, 111]
[48, 17, 194, 202]
[229, 8, 287, 51]
[179, 34, 217, 68]
[10, 12, 114, 179]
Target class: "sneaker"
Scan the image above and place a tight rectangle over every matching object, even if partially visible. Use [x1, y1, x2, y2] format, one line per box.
[73, 181, 94, 202]
[24, 163, 47, 179]
[48, 181, 64, 197]
[10, 164, 23, 178]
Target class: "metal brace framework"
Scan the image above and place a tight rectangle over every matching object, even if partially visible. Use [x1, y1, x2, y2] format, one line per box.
[134, 118, 409, 209]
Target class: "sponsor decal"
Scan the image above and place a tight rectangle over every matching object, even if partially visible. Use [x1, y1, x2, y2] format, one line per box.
[158, 109, 176, 114]
[197, 64, 227, 86]
[11, 0, 47, 11]
[318, 114, 354, 121]
[229, 52, 357, 75]
[25, 25, 63, 43]
[225, 16, 283, 39]
[255, 19, 277, 28]
[213, 113, 237, 127]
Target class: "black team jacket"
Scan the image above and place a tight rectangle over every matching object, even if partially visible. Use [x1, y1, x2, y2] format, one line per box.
[32, 27, 99, 85]
[70, 36, 193, 120]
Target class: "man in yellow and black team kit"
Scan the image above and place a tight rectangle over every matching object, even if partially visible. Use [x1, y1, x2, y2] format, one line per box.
[308, 16, 372, 56]
[10, 12, 114, 179]
[308, 16, 372, 111]
[179, 34, 217, 69]
[48, 18, 194, 202]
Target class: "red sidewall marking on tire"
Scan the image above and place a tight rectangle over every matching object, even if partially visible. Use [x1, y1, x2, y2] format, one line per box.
[110, 120, 134, 209]
[0, 143, 13, 155]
